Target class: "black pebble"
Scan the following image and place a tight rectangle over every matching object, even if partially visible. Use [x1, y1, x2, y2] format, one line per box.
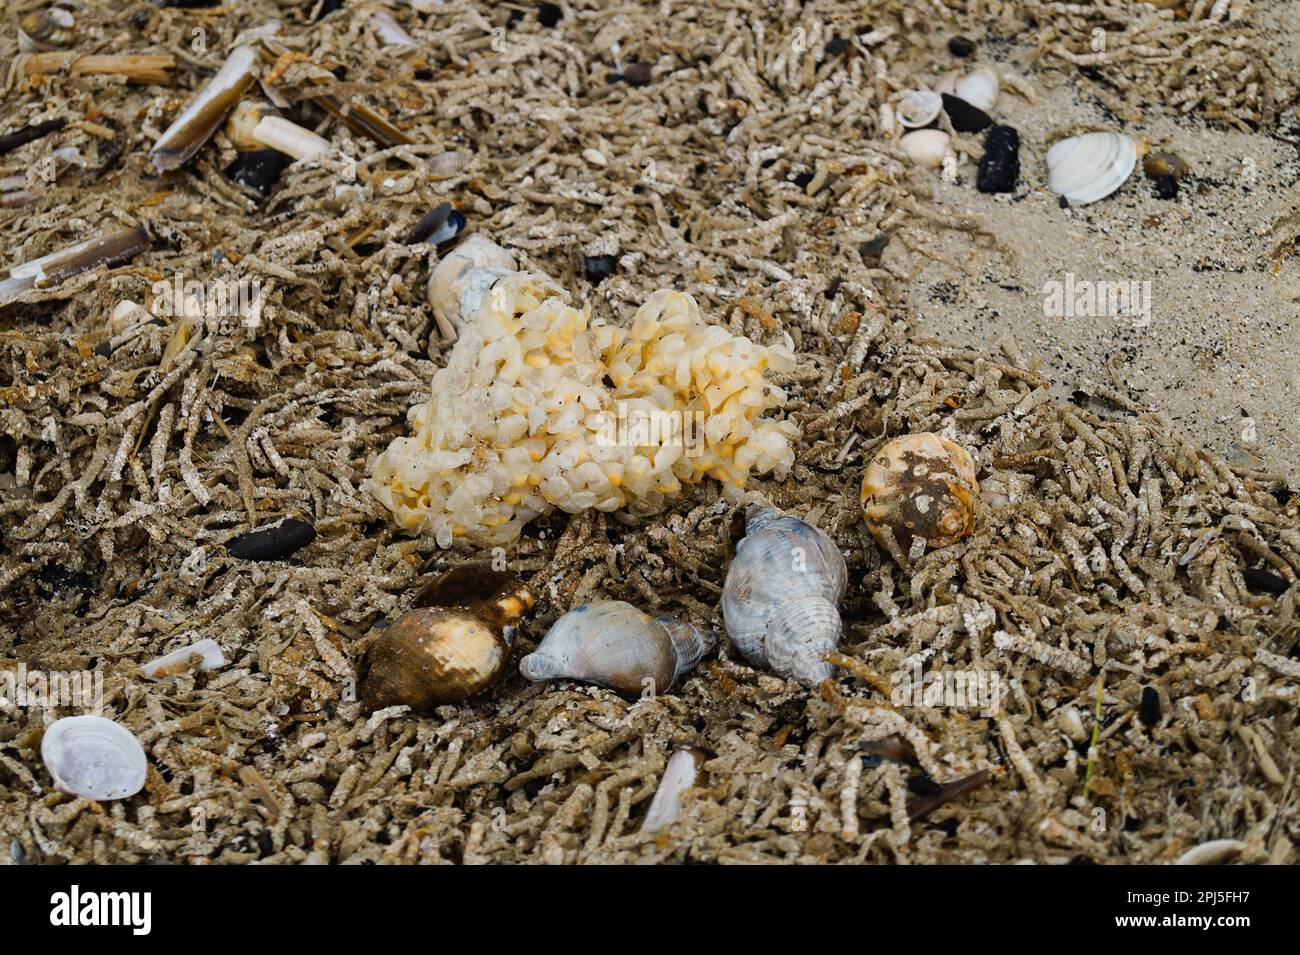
[976, 124, 1020, 194]
[93, 341, 113, 357]
[537, 2, 561, 27]
[941, 93, 993, 134]
[618, 62, 653, 86]
[825, 36, 848, 56]
[225, 149, 292, 197]
[584, 254, 617, 284]
[791, 170, 814, 188]
[1153, 174, 1179, 200]
[227, 518, 317, 561]
[1139, 686, 1160, 726]
[1244, 566, 1289, 595]
[948, 35, 975, 57]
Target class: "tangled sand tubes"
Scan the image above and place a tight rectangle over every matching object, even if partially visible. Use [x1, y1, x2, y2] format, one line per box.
[367, 242, 799, 547]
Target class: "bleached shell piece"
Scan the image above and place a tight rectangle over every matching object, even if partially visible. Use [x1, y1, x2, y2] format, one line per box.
[141, 638, 226, 680]
[1045, 132, 1136, 206]
[953, 66, 998, 111]
[721, 506, 848, 685]
[896, 90, 942, 129]
[519, 600, 716, 695]
[41, 715, 147, 801]
[427, 234, 519, 332]
[641, 748, 705, 833]
[899, 129, 950, 169]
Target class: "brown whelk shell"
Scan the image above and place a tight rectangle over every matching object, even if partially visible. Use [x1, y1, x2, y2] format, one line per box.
[861, 432, 978, 554]
[358, 566, 535, 713]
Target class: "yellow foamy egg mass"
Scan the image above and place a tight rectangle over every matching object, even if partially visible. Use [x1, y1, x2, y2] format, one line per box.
[367, 272, 798, 547]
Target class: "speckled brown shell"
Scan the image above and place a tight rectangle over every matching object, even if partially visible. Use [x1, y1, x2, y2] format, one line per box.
[358, 567, 534, 712]
[861, 433, 978, 551]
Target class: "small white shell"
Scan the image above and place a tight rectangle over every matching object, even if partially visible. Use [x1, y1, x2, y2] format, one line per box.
[41, 715, 147, 801]
[427, 234, 519, 335]
[140, 638, 225, 681]
[1045, 132, 1136, 206]
[933, 70, 960, 96]
[896, 90, 942, 129]
[899, 129, 951, 169]
[954, 66, 998, 111]
[641, 748, 704, 834]
[722, 506, 848, 685]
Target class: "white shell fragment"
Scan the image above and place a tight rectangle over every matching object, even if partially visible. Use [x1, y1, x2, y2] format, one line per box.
[896, 90, 942, 129]
[954, 66, 998, 111]
[1045, 132, 1136, 206]
[900, 129, 951, 169]
[141, 638, 226, 681]
[1174, 839, 1247, 866]
[41, 715, 147, 801]
[426, 234, 519, 337]
[641, 749, 704, 833]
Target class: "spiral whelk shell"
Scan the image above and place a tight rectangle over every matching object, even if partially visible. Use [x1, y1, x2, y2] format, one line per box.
[18, 7, 75, 53]
[520, 600, 716, 696]
[41, 715, 147, 801]
[721, 506, 848, 685]
[861, 433, 978, 554]
[1045, 132, 1136, 206]
[358, 566, 535, 712]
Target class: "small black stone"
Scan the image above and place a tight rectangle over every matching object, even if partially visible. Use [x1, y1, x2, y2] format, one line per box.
[1244, 566, 1289, 595]
[860, 233, 890, 264]
[941, 93, 993, 134]
[1139, 686, 1160, 726]
[584, 254, 617, 284]
[619, 62, 653, 86]
[1153, 174, 1179, 199]
[825, 36, 848, 55]
[93, 341, 113, 357]
[948, 35, 975, 57]
[976, 124, 1020, 194]
[227, 518, 317, 561]
[1059, 194, 1070, 208]
[791, 170, 815, 188]
[225, 149, 292, 197]
[537, 2, 561, 27]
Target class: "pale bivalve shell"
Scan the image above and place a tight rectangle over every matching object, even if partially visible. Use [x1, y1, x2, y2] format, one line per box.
[896, 90, 942, 129]
[1045, 132, 1136, 206]
[41, 715, 147, 801]
[899, 129, 951, 169]
[953, 66, 998, 111]
[141, 638, 226, 680]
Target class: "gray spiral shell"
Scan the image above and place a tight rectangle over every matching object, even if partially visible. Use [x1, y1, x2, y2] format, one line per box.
[721, 506, 848, 685]
[520, 600, 716, 696]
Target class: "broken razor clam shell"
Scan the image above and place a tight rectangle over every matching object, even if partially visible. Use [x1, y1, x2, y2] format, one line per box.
[150, 45, 257, 173]
[426, 233, 519, 339]
[141, 639, 226, 680]
[226, 100, 331, 161]
[641, 749, 706, 833]
[41, 715, 147, 801]
[0, 226, 150, 306]
[1045, 131, 1137, 206]
[896, 90, 942, 129]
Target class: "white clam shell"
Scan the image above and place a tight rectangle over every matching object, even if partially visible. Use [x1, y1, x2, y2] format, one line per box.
[721, 506, 848, 685]
[641, 749, 704, 833]
[141, 638, 225, 681]
[427, 234, 519, 334]
[953, 66, 998, 111]
[899, 129, 951, 169]
[41, 715, 147, 801]
[896, 90, 942, 129]
[1045, 132, 1136, 206]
